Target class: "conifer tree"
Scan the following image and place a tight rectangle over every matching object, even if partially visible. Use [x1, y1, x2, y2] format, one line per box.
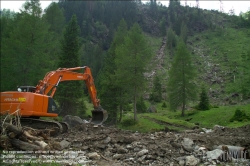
[55, 14, 86, 116]
[1, 0, 52, 90]
[150, 75, 162, 102]
[97, 19, 128, 124]
[180, 21, 188, 43]
[160, 17, 167, 36]
[115, 23, 152, 121]
[198, 85, 210, 110]
[167, 28, 177, 57]
[167, 40, 197, 116]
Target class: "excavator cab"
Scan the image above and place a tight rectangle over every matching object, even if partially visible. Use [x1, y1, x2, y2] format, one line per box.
[91, 106, 108, 125]
[18, 86, 36, 92]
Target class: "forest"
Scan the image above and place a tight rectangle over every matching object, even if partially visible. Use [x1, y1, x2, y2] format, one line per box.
[1, 0, 250, 125]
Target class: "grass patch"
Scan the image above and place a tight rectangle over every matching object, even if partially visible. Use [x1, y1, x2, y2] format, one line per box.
[118, 102, 250, 132]
[176, 104, 250, 128]
[118, 114, 164, 133]
[141, 113, 196, 129]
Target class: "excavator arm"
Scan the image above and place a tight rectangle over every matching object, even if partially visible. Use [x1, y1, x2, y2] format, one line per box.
[35, 66, 107, 124]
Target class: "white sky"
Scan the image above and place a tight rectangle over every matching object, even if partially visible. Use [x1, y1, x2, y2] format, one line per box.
[1, 0, 250, 16]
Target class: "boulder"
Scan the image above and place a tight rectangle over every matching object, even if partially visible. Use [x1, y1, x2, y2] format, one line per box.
[186, 155, 199, 166]
[63, 115, 83, 128]
[206, 149, 224, 160]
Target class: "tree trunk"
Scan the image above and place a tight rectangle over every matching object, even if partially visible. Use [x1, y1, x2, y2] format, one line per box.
[133, 86, 138, 121]
[119, 105, 122, 123]
[181, 103, 185, 117]
[1, 122, 23, 136]
[119, 90, 123, 122]
[10, 139, 41, 151]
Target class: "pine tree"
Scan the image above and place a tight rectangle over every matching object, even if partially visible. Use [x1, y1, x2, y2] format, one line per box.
[150, 75, 162, 102]
[43, 2, 65, 69]
[43, 2, 65, 34]
[167, 40, 197, 116]
[160, 17, 167, 36]
[198, 85, 210, 110]
[115, 23, 152, 121]
[1, 0, 52, 90]
[55, 14, 86, 116]
[180, 21, 188, 44]
[97, 19, 128, 124]
[167, 28, 177, 57]
[136, 96, 147, 113]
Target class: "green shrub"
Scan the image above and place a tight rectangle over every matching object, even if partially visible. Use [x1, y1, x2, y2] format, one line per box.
[186, 109, 199, 116]
[120, 118, 137, 126]
[137, 97, 147, 113]
[198, 85, 210, 110]
[162, 102, 167, 108]
[230, 109, 250, 122]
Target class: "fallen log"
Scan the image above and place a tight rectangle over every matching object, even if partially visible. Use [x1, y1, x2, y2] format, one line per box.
[23, 130, 43, 141]
[34, 140, 49, 150]
[1, 122, 22, 136]
[10, 139, 41, 151]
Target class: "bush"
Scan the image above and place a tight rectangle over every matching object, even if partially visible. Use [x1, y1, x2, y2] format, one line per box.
[162, 102, 167, 108]
[120, 118, 137, 126]
[198, 85, 210, 110]
[186, 109, 199, 116]
[137, 97, 147, 113]
[123, 104, 132, 112]
[230, 109, 250, 122]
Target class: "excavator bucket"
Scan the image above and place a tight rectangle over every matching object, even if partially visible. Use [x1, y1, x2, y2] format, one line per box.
[91, 109, 108, 125]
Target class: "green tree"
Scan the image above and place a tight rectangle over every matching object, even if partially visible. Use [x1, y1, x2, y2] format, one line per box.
[1, 0, 53, 91]
[160, 17, 166, 36]
[43, 2, 65, 34]
[150, 75, 162, 102]
[55, 14, 86, 116]
[0, 10, 17, 91]
[167, 28, 177, 57]
[167, 40, 197, 116]
[43, 2, 65, 69]
[136, 96, 147, 113]
[115, 23, 152, 121]
[198, 85, 210, 110]
[180, 21, 188, 43]
[97, 19, 128, 124]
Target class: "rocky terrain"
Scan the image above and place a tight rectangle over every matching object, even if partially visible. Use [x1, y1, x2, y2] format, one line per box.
[52, 123, 250, 166]
[1, 115, 250, 166]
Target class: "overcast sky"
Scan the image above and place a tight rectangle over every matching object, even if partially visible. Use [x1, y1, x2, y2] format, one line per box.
[1, 0, 250, 16]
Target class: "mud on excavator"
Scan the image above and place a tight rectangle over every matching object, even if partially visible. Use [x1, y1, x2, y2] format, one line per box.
[0, 66, 108, 135]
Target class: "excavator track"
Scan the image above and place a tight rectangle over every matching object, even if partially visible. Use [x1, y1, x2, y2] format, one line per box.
[59, 121, 70, 133]
[20, 118, 69, 136]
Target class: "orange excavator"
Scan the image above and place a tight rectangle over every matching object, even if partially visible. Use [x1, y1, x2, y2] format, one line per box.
[0, 66, 108, 134]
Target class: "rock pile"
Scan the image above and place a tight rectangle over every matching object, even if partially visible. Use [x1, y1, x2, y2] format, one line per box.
[53, 123, 250, 166]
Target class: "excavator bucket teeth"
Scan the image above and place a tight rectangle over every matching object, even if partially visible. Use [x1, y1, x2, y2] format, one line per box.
[91, 109, 108, 125]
